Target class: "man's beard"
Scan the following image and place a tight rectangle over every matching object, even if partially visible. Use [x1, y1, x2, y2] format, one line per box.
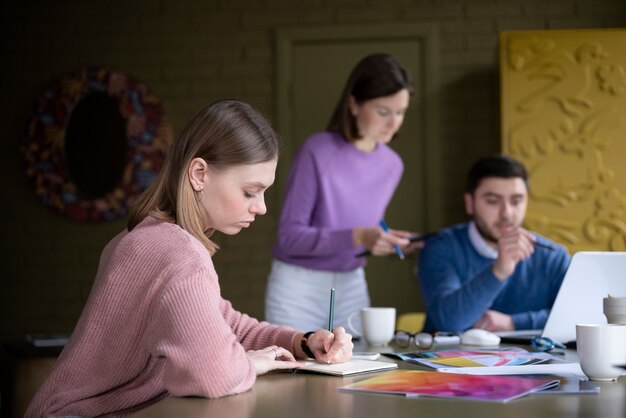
[474, 218, 499, 245]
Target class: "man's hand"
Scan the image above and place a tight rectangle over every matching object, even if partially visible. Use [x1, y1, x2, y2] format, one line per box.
[473, 310, 514, 332]
[492, 227, 535, 280]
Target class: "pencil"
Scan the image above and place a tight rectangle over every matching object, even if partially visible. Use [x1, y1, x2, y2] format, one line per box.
[379, 220, 405, 260]
[328, 288, 335, 331]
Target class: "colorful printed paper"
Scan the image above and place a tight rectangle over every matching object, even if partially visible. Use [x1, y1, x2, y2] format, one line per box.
[390, 347, 549, 369]
[339, 370, 559, 402]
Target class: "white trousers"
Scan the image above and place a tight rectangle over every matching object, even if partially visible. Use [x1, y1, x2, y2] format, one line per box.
[264, 259, 370, 332]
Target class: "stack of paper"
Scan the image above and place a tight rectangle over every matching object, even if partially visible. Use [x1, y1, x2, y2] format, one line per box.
[387, 348, 584, 376]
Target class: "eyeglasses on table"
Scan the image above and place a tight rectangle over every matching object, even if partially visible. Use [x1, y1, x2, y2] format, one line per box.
[394, 331, 460, 349]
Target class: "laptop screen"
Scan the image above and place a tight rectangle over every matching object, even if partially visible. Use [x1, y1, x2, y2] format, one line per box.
[541, 251, 626, 344]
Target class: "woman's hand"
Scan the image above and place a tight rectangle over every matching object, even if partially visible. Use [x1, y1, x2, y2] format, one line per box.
[247, 345, 302, 376]
[392, 229, 425, 255]
[307, 327, 353, 364]
[353, 227, 409, 256]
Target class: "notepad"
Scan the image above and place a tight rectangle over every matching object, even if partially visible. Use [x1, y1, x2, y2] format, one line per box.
[295, 359, 397, 376]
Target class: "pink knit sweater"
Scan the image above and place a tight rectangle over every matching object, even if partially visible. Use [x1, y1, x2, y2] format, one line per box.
[26, 217, 297, 417]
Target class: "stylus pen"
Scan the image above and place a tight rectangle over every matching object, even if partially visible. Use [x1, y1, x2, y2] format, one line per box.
[379, 220, 405, 260]
[328, 288, 335, 331]
[533, 241, 555, 251]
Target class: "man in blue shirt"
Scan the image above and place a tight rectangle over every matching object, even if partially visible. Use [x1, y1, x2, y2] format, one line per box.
[418, 155, 570, 333]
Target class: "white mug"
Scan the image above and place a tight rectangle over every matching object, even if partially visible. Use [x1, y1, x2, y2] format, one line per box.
[576, 323, 626, 381]
[347, 307, 396, 347]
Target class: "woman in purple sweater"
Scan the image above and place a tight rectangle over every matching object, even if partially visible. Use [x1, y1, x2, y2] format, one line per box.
[265, 54, 420, 332]
[26, 100, 352, 418]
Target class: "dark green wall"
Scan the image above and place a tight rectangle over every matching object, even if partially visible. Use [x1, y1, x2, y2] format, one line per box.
[1, 0, 625, 340]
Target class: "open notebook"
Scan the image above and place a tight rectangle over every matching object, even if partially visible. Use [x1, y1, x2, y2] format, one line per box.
[295, 359, 397, 376]
[498, 251, 626, 344]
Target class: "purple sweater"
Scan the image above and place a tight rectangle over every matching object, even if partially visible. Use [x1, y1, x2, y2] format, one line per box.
[26, 217, 297, 417]
[273, 131, 403, 272]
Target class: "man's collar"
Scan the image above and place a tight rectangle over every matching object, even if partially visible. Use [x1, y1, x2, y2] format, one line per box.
[468, 221, 498, 259]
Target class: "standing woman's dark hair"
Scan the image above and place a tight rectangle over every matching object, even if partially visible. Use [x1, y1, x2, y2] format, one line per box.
[327, 53, 414, 143]
[128, 99, 279, 253]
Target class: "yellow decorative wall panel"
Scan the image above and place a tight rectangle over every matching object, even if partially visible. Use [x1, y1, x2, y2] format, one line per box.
[500, 29, 626, 252]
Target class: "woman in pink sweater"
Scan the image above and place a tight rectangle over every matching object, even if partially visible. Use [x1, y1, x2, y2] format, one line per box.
[26, 100, 353, 418]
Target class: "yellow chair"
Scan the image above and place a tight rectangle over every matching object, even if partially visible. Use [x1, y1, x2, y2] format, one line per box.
[396, 312, 426, 333]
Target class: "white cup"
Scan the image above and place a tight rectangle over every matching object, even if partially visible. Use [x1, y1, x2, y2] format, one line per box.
[576, 323, 626, 381]
[347, 307, 396, 347]
[603, 295, 626, 325]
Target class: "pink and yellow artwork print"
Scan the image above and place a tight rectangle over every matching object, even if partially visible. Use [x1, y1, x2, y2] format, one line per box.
[340, 370, 558, 402]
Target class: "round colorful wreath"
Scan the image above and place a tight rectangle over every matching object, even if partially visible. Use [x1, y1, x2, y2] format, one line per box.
[22, 67, 172, 222]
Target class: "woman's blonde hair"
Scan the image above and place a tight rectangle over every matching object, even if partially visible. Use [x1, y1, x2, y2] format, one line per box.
[127, 99, 279, 253]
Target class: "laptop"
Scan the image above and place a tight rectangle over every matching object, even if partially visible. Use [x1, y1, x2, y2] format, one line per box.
[497, 251, 626, 345]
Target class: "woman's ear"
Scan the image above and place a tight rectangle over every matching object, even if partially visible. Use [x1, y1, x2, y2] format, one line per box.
[188, 157, 208, 192]
[348, 95, 358, 117]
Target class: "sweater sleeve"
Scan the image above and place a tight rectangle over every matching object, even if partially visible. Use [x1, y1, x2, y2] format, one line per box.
[510, 310, 548, 330]
[276, 144, 355, 257]
[218, 297, 297, 352]
[418, 236, 505, 332]
[148, 269, 257, 398]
